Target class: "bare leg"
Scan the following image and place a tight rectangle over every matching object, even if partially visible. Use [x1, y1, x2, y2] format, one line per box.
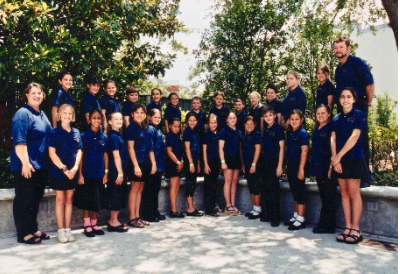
[109, 211, 122, 226]
[253, 194, 261, 207]
[135, 182, 144, 217]
[55, 191, 66, 229]
[297, 204, 306, 217]
[337, 179, 351, 240]
[223, 169, 233, 207]
[169, 177, 180, 212]
[64, 190, 74, 228]
[186, 196, 195, 212]
[230, 169, 239, 208]
[128, 181, 141, 219]
[347, 178, 363, 242]
[84, 210, 90, 218]
[294, 202, 298, 214]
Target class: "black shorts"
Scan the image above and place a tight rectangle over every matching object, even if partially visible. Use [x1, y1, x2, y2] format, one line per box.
[126, 162, 151, 182]
[335, 158, 365, 179]
[49, 175, 78, 190]
[225, 155, 241, 170]
[165, 160, 181, 178]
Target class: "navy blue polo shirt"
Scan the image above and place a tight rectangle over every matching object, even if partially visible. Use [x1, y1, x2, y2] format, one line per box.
[219, 125, 242, 157]
[81, 129, 108, 178]
[332, 108, 365, 160]
[147, 124, 165, 172]
[122, 101, 135, 117]
[203, 130, 219, 162]
[166, 132, 182, 163]
[266, 99, 283, 124]
[243, 130, 262, 166]
[236, 110, 247, 135]
[316, 80, 335, 107]
[147, 101, 163, 129]
[248, 104, 263, 132]
[335, 55, 374, 100]
[108, 130, 128, 172]
[48, 125, 83, 178]
[187, 109, 207, 135]
[164, 105, 181, 125]
[100, 95, 121, 119]
[126, 121, 154, 164]
[82, 92, 100, 122]
[283, 86, 307, 120]
[183, 128, 200, 161]
[309, 122, 333, 178]
[11, 105, 52, 171]
[262, 122, 285, 161]
[286, 126, 309, 162]
[53, 87, 74, 107]
[209, 105, 230, 131]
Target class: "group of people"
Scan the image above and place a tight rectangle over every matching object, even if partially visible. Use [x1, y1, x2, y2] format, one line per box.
[10, 37, 374, 246]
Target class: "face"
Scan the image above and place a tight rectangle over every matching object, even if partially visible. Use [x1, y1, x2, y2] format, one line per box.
[339, 90, 356, 109]
[234, 101, 244, 112]
[106, 83, 117, 97]
[170, 121, 181, 134]
[152, 90, 161, 103]
[26, 86, 44, 108]
[316, 69, 328, 83]
[316, 107, 330, 125]
[208, 118, 217, 132]
[87, 83, 100, 95]
[132, 107, 145, 124]
[226, 113, 237, 127]
[244, 120, 255, 133]
[90, 112, 102, 128]
[334, 42, 351, 59]
[191, 99, 201, 110]
[289, 114, 302, 130]
[149, 111, 161, 126]
[250, 94, 260, 106]
[170, 95, 179, 107]
[187, 115, 198, 130]
[60, 106, 74, 124]
[109, 113, 123, 129]
[214, 95, 223, 107]
[127, 92, 139, 103]
[59, 74, 73, 91]
[263, 111, 276, 125]
[286, 74, 299, 90]
[266, 88, 276, 101]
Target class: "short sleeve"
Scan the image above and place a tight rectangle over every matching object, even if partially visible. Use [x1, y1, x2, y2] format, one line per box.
[301, 132, 310, 147]
[219, 129, 227, 141]
[53, 89, 62, 107]
[332, 115, 340, 132]
[109, 134, 120, 151]
[47, 130, 56, 148]
[77, 133, 83, 150]
[12, 110, 29, 146]
[203, 132, 210, 145]
[277, 126, 285, 141]
[102, 135, 109, 153]
[237, 130, 243, 143]
[100, 97, 107, 110]
[122, 102, 130, 116]
[254, 132, 262, 144]
[164, 107, 171, 122]
[83, 97, 92, 114]
[354, 111, 366, 131]
[183, 130, 191, 142]
[356, 59, 374, 86]
[148, 135, 154, 151]
[166, 134, 173, 148]
[126, 125, 136, 141]
[328, 82, 335, 96]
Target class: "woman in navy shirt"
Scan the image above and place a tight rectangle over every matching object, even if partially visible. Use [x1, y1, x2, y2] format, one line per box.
[283, 71, 307, 130]
[52, 72, 74, 127]
[331, 87, 366, 244]
[11, 83, 52, 244]
[285, 109, 309, 231]
[203, 114, 220, 216]
[219, 112, 243, 216]
[105, 112, 129, 232]
[183, 113, 202, 216]
[48, 104, 83, 243]
[74, 110, 108, 237]
[141, 109, 166, 222]
[316, 65, 334, 111]
[209, 91, 230, 131]
[310, 104, 336, 234]
[100, 80, 121, 131]
[164, 92, 182, 133]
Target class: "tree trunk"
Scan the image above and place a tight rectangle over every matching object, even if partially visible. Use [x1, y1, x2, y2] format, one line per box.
[381, 0, 398, 49]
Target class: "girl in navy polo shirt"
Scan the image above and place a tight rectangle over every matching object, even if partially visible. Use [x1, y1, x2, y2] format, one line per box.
[126, 104, 156, 228]
[203, 114, 220, 216]
[166, 118, 185, 218]
[164, 92, 182, 133]
[105, 112, 129, 232]
[242, 116, 262, 219]
[219, 112, 243, 216]
[183, 113, 203, 217]
[248, 92, 263, 133]
[146, 88, 163, 129]
[49, 104, 83, 243]
[310, 104, 336, 234]
[141, 109, 166, 222]
[209, 91, 230, 131]
[283, 71, 307, 130]
[52, 72, 74, 127]
[122, 86, 139, 128]
[100, 80, 121, 131]
[234, 98, 247, 135]
[331, 87, 365, 244]
[74, 110, 108, 237]
[316, 65, 335, 111]
[265, 83, 283, 126]
[261, 106, 285, 226]
[285, 109, 309, 230]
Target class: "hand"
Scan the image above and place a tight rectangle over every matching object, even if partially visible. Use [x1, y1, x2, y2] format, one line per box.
[189, 165, 195, 174]
[249, 165, 256, 174]
[151, 164, 157, 175]
[134, 166, 142, 177]
[242, 165, 245, 173]
[103, 173, 108, 184]
[177, 161, 184, 172]
[297, 169, 305, 180]
[197, 163, 201, 174]
[328, 168, 332, 179]
[276, 166, 283, 177]
[221, 162, 227, 171]
[21, 163, 35, 179]
[67, 169, 77, 180]
[78, 176, 84, 185]
[115, 174, 123, 185]
[334, 162, 343, 174]
[204, 164, 211, 175]
[331, 155, 342, 166]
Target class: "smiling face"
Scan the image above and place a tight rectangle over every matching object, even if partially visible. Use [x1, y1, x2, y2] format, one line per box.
[132, 107, 145, 124]
[127, 92, 139, 103]
[187, 115, 198, 130]
[234, 101, 244, 112]
[26, 86, 44, 109]
[106, 82, 117, 97]
[208, 117, 217, 132]
[266, 88, 276, 102]
[59, 106, 74, 125]
[286, 74, 299, 91]
[170, 121, 181, 134]
[109, 112, 123, 130]
[244, 119, 255, 134]
[90, 112, 102, 130]
[334, 41, 351, 60]
[316, 107, 330, 126]
[214, 95, 224, 107]
[289, 113, 303, 131]
[263, 111, 276, 126]
[170, 94, 179, 107]
[152, 89, 161, 103]
[59, 74, 73, 91]
[149, 110, 161, 126]
[316, 69, 328, 84]
[87, 83, 100, 95]
[226, 113, 237, 127]
[250, 94, 260, 107]
[339, 89, 356, 110]
[191, 99, 201, 111]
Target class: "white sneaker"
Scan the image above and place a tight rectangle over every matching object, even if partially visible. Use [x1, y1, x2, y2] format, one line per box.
[57, 229, 68, 243]
[65, 229, 75, 242]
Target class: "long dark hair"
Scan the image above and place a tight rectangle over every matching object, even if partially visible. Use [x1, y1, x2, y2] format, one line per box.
[131, 103, 147, 128]
[167, 92, 179, 107]
[287, 109, 304, 132]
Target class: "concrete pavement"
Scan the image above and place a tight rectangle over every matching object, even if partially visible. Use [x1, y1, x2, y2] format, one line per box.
[0, 215, 397, 274]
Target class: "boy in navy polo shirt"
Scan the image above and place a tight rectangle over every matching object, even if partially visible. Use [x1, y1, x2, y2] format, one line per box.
[186, 96, 207, 135]
[100, 80, 121, 131]
[265, 83, 283, 127]
[82, 75, 101, 128]
[122, 86, 139, 128]
[234, 98, 247, 135]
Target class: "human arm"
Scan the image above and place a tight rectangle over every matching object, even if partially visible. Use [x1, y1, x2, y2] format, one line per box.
[101, 109, 107, 132]
[219, 140, 227, 170]
[184, 141, 195, 174]
[203, 144, 211, 175]
[127, 140, 141, 177]
[15, 145, 35, 178]
[366, 83, 375, 109]
[250, 144, 261, 174]
[331, 129, 361, 166]
[103, 152, 108, 184]
[149, 151, 157, 174]
[297, 145, 308, 180]
[51, 106, 59, 128]
[277, 140, 285, 177]
[123, 116, 130, 128]
[330, 131, 342, 173]
[113, 150, 124, 185]
[166, 147, 183, 171]
[328, 95, 334, 112]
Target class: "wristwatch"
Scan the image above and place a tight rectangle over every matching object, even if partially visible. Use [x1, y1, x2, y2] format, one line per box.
[60, 165, 67, 172]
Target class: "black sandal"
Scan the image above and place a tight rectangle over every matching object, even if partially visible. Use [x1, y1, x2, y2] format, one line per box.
[17, 235, 41, 245]
[34, 232, 50, 240]
[345, 229, 363, 244]
[336, 228, 351, 243]
[186, 209, 203, 217]
[107, 223, 129, 232]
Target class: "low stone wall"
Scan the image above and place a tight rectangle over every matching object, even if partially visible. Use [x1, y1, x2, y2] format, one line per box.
[0, 176, 397, 239]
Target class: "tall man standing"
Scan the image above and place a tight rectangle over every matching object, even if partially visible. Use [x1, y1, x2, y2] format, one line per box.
[333, 36, 375, 187]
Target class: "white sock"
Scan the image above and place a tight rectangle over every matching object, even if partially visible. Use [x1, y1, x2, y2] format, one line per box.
[58, 228, 65, 233]
[65, 228, 71, 233]
[253, 205, 256, 211]
[293, 216, 305, 227]
[290, 212, 298, 222]
[297, 215, 305, 222]
[294, 212, 298, 218]
[254, 206, 262, 212]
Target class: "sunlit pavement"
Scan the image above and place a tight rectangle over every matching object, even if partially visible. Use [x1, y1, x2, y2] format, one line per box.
[0, 215, 397, 274]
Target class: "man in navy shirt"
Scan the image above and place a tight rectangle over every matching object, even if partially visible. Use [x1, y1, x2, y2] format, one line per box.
[334, 37, 374, 186]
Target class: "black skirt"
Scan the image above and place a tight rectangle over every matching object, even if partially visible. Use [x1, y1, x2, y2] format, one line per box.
[335, 158, 365, 179]
[105, 172, 128, 211]
[49, 176, 78, 190]
[225, 155, 241, 170]
[74, 178, 106, 212]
